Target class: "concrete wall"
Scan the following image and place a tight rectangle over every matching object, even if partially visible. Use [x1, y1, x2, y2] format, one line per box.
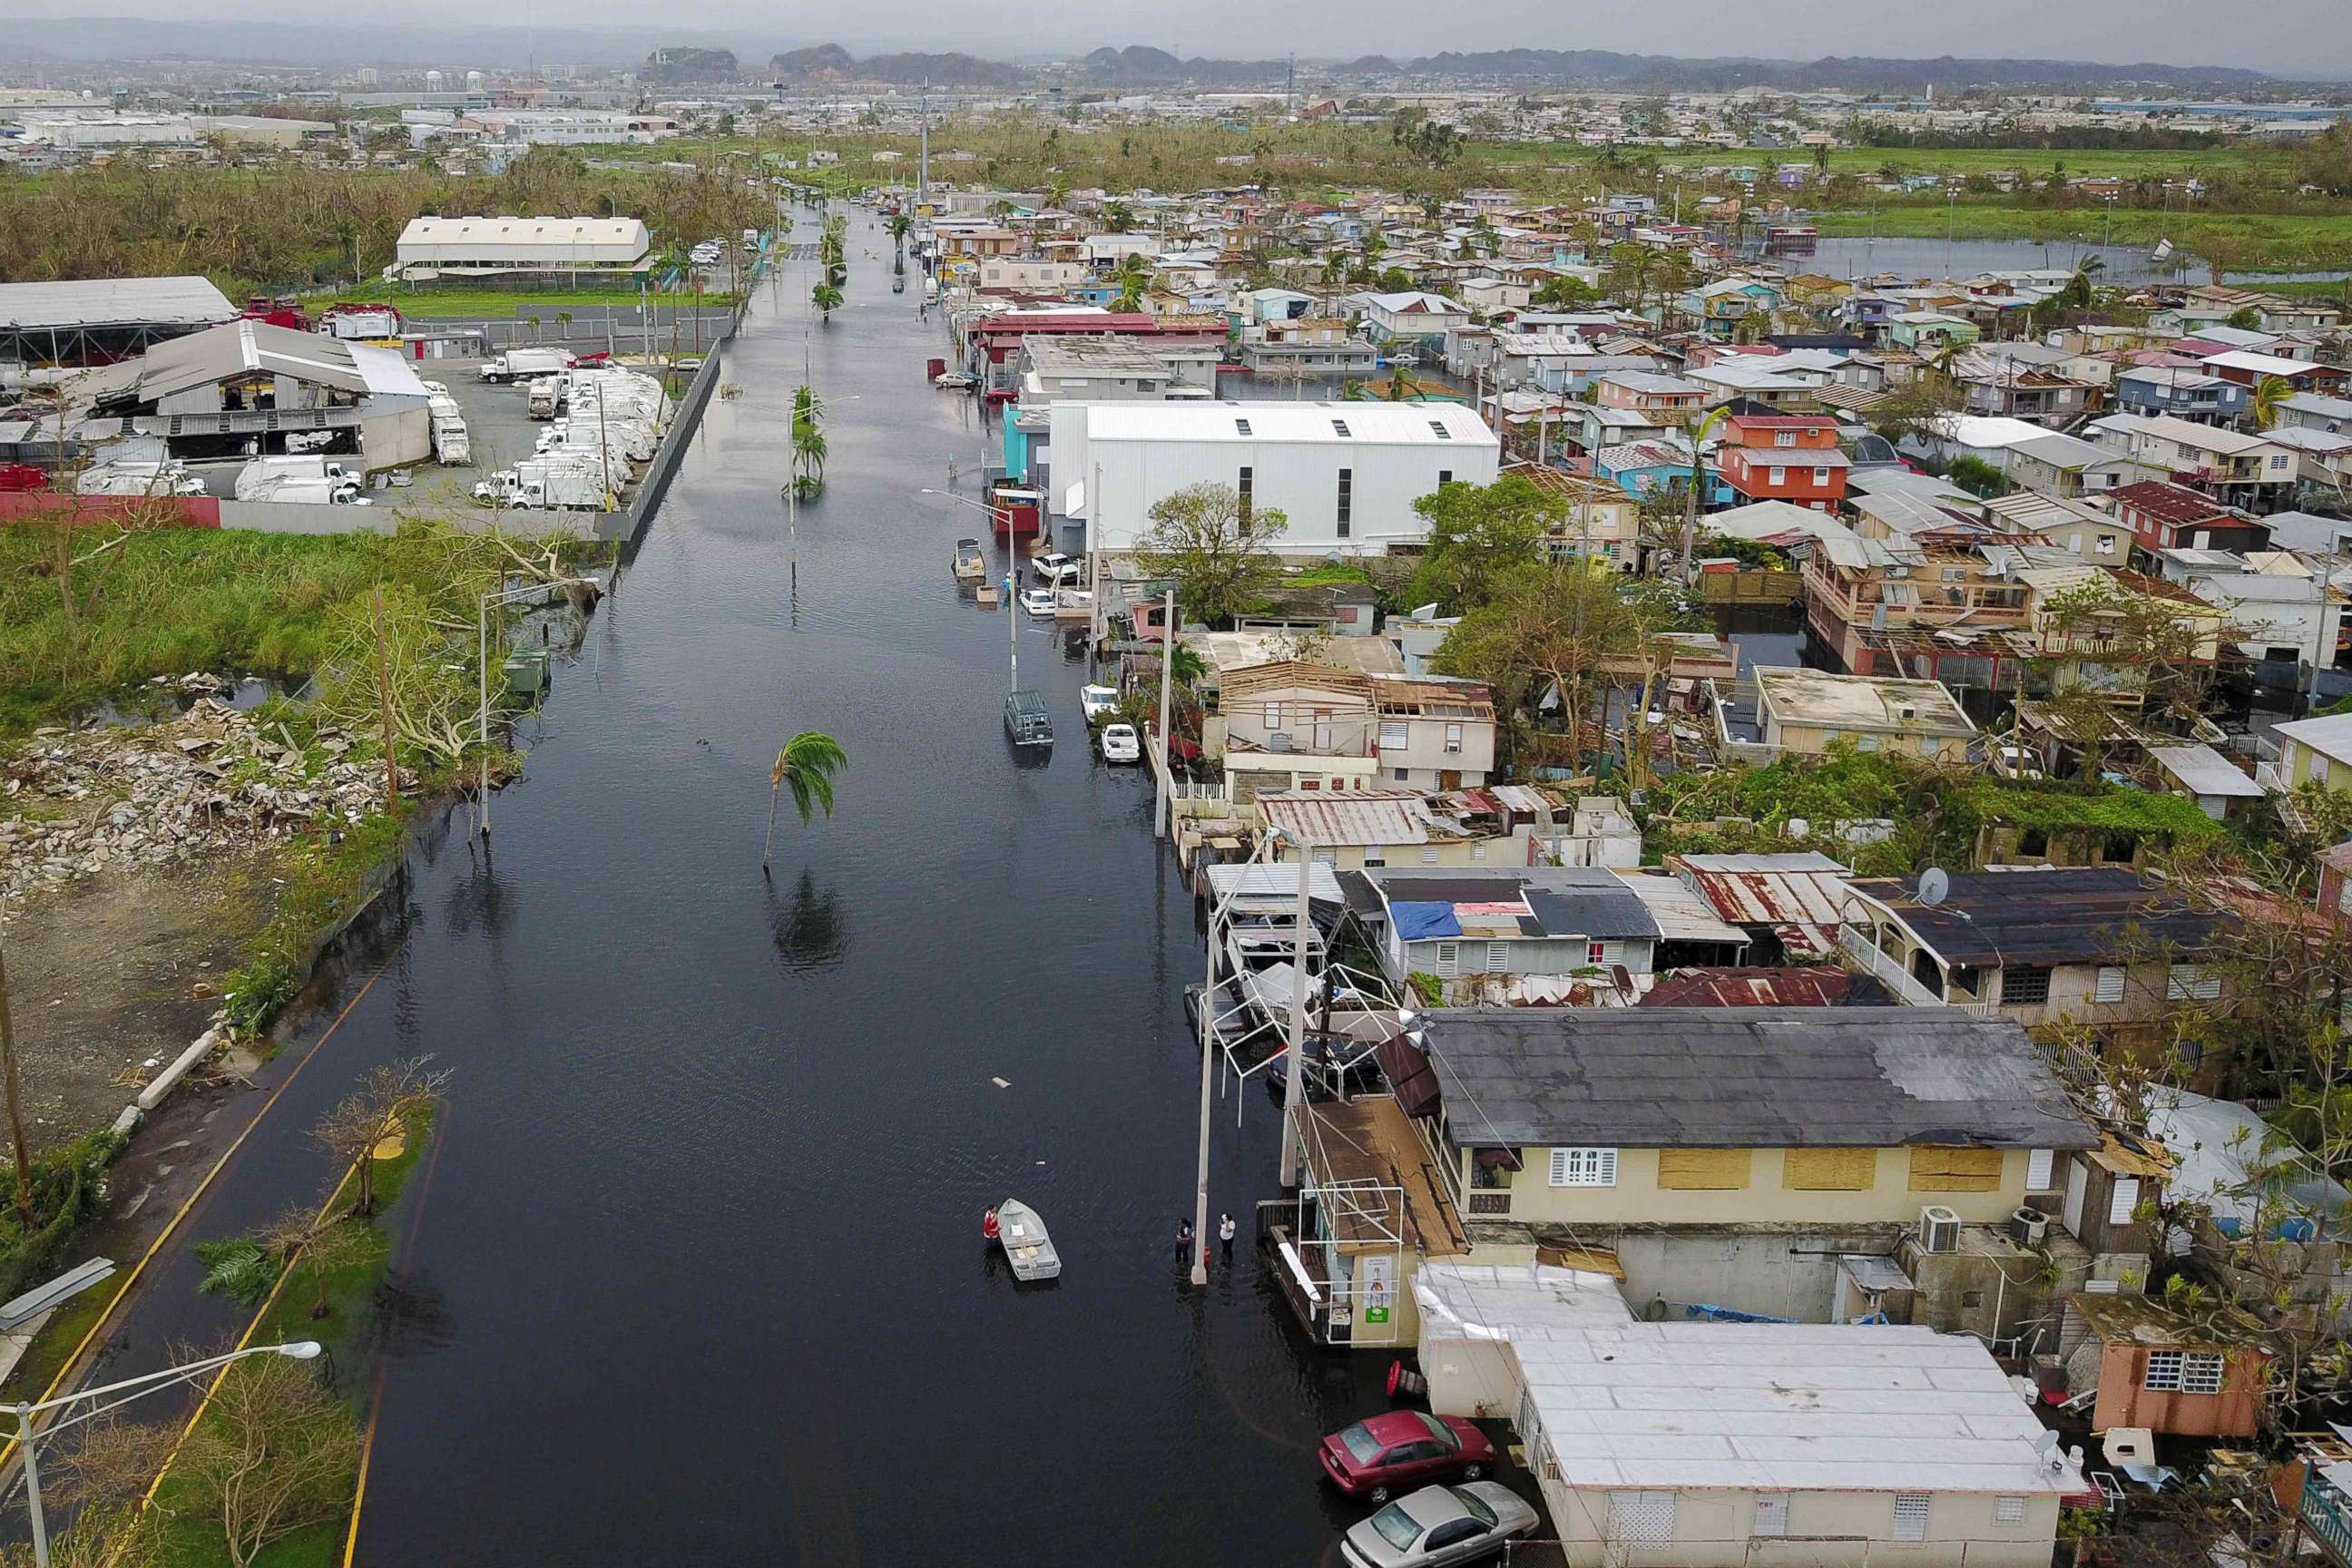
[1606, 1223, 1904, 1322]
[1492, 1147, 2034, 1230]
[1536, 1475, 2060, 1568]
[611, 320, 732, 543]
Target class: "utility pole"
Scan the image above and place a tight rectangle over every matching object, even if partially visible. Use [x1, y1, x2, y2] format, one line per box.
[1191, 905, 1217, 1288]
[1154, 588, 1174, 839]
[1276, 834, 1312, 1189]
[0, 912, 34, 1223]
[370, 586, 398, 808]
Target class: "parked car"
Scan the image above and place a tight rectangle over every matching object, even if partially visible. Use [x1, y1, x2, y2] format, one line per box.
[1018, 587, 1058, 618]
[1339, 1483, 1538, 1568]
[1031, 552, 1080, 586]
[1099, 723, 1141, 764]
[1992, 744, 2046, 781]
[1080, 683, 1121, 724]
[1321, 1412, 1497, 1502]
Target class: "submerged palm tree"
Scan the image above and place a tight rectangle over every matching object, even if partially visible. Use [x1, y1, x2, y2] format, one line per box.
[764, 731, 848, 867]
[812, 280, 843, 320]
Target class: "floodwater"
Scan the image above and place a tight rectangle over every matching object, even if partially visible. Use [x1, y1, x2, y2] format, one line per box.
[242, 210, 1399, 1564]
[1785, 236, 2345, 288]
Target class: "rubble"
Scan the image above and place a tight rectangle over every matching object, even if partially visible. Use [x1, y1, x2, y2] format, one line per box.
[0, 681, 389, 898]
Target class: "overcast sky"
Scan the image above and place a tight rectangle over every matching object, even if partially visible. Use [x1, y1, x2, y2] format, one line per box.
[14, 3, 2350, 77]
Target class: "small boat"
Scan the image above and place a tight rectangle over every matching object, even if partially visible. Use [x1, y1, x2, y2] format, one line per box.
[934, 371, 976, 389]
[952, 537, 986, 581]
[995, 1199, 1061, 1281]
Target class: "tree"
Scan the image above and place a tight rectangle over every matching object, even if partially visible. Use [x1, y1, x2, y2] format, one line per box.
[1109, 251, 1151, 312]
[259, 1208, 377, 1319]
[791, 385, 826, 499]
[1101, 199, 1133, 232]
[1531, 275, 1600, 311]
[1386, 362, 1414, 403]
[1432, 562, 1656, 771]
[1868, 375, 1966, 446]
[1946, 453, 2011, 497]
[310, 1056, 448, 1219]
[1132, 482, 1287, 627]
[2249, 373, 2291, 432]
[309, 584, 476, 770]
[810, 280, 842, 320]
[172, 1352, 361, 1568]
[1676, 406, 1730, 585]
[1404, 475, 1562, 611]
[763, 730, 846, 867]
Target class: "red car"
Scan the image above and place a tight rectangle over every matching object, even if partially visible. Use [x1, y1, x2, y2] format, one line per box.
[1319, 1411, 1496, 1501]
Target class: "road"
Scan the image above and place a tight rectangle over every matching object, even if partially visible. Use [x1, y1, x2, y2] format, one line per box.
[33, 204, 1408, 1565]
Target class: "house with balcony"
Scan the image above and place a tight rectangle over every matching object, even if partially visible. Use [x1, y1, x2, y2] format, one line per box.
[2086, 413, 2298, 514]
[2000, 431, 2165, 499]
[1591, 368, 1706, 419]
[1678, 275, 1783, 337]
[1837, 867, 2228, 1059]
[1210, 660, 1382, 801]
[2158, 548, 2347, 670]
[1518, 464, 1641, 573]
[1961, 365, 2097, 427]
[1684, 357, 1826, 412]
[1356, 289, 1471, 346]
[2201, 348, 2349, 398]
[1236, 318, 1377, 382]
[1886, 311, 1982, 354]
[1359, 866, 1660, 1006]
[1389, 1006, 2097, 1325]
[1802, 532, 2032, 680]
[1712, 414, 1848, 511]
[2116, 368, 2249, 424]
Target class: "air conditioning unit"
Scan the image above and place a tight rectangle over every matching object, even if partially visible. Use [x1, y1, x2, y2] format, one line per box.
[1918, 1205, 1962, 1254]
[1897, 704, 1917, 721]
[2007, 1207, 2049, 1248]
[1266, 732, 1293, 752]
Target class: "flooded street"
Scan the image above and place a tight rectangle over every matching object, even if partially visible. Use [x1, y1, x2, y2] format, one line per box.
[278, 210, 1396, 1563]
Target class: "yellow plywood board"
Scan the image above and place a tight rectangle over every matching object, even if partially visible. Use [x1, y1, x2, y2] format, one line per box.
[1783, 1147, 1878, 1191]
[1908, 1145, 2004, 1192]
[1657, 1148, 1753, 1190]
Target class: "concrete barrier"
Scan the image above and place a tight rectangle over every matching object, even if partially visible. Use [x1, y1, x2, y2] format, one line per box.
[607, 325, 733, 544]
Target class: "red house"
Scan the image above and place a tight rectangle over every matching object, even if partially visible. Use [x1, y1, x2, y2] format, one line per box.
[2108, 480, 2272, 555]
[1713, 415, 1848, 511]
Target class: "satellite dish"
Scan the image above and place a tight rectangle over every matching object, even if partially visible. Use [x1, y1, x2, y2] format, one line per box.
[1786, 817, 1810, 840]
[1917, 867, 1950, 907]
[2033, 1430, 2059, 1457]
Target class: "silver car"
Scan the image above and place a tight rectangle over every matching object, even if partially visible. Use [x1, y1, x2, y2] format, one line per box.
[1340, 1482, 1540, 1568]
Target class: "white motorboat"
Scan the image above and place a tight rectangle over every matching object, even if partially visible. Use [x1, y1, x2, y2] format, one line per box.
[995, 1199, 1061, 1281]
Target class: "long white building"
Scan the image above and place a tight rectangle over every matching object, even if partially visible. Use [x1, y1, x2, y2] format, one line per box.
[390, 216, 652, 282]
[1048, 400, 1499, 558]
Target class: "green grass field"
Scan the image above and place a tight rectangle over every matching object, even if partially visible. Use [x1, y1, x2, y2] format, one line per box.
[319, 284, 740, 318]
[1807, 203, 2352, 271]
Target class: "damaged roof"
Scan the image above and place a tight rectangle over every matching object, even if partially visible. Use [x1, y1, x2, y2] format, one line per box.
[1416, 1006, 2095, 1152]
[1849, 867, 2220, 968]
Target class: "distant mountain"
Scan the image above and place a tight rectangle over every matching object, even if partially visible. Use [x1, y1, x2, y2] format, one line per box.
[643, 46, 738, 82]
[769, 44, 1020, 87]
[1080, 45, 1289, 85]
[1401, 48, 2287, 93]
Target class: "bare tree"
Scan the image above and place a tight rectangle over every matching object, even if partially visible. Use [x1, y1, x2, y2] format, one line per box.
[310, 1056, 448, 1218]
[257, 1208, 378, 1319]
[170, 1353, 359, 1568]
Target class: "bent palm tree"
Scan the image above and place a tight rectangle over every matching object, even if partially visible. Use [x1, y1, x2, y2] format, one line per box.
[812, 281, 843, 320]
[2249, 373, 2291, 433]
[1387, 363, 1414, 403]
[764, 731, 847, 867]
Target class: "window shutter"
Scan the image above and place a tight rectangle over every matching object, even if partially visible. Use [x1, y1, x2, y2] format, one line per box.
[2109, 1175, 2141, 1226]
[1784, 1148, 1877, 1191]
[1596, 1148, 1617, 1185]
[1892, 1494, 1930, 1544]
[2168, 964, 2220, 1001]
[1549, 1148, 1570, 1186]
[2027, 1149, 2055, 1191]
[2182, 1353, 2225, 1394]
[1658, 1149, 1751, 1190]
[1752, 1494, 1789, 1537]
[2143, 1348, 2184, 1390]
[2094, 965, 2126, 1004]
[1435, 941, 1460, 978]
[1485, 941, 1510, 972]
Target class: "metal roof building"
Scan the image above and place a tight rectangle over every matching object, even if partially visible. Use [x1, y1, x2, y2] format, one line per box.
[392, 216, 652, 279]
[0, 276, 237, 368]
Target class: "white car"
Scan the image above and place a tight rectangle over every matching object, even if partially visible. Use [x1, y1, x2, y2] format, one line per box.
[1080, 683, 1121, 723]
[1018, 587, 1058, 617]
[1099, 723, 1142, 764]
[1340, 1483, 1541, 1568]
[1031, 552, 1080, 586]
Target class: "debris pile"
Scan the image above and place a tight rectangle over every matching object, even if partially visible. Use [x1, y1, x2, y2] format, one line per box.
[1, 674, 387, 896]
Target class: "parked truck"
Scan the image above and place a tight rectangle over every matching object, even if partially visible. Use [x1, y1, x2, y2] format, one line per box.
[526, 377, 560, 420]
[75, 461, 206, 497]
[316, 303, 402, 342]
[479, 348, 576, 385]
[246, 476, 372, 505]
[472, 458, 611, 510]
[431, 416, 472, 466]
[233, 456, 361, 502]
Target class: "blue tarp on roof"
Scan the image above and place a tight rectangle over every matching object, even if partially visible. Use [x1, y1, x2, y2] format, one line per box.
[1392, 901, 1464, 941]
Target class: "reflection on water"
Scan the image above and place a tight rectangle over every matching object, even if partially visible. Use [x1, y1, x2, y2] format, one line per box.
[765, 867, 848, 972]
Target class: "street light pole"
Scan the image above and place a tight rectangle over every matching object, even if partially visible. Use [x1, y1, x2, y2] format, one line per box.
[8, 1341, 321, 1568]
[477, 579, 594, 839]
[1155, 589, 1174, 840]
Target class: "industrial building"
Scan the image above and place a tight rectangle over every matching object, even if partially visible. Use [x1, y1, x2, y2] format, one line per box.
[0, 276, 238, 374]
[1046, 400, 1499, 558]
[76, 318, 432, 470]
[390, 216, 653, 283]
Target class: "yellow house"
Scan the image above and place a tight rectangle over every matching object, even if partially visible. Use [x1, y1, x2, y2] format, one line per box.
[1394, 1006, 2097, 1318]
[1751, 666, 1976, 764]
[2269, 711, 2352, 794]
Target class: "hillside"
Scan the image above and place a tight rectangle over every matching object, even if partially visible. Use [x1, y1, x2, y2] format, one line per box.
[769, 44, 1021, 87]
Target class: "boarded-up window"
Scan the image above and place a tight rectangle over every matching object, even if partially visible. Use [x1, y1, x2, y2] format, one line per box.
[1909, 1146, 2005, 1191]
[1657, 1149, 1751, 1190]
[1784, 1148, 1877, 1191]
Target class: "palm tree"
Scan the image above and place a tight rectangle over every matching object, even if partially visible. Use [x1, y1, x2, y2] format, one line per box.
[1111, 252, 1152, 312]
[1387, 362, 1414, 403]
[1678, 406, 1730, 586]
[1102, 199, 1133, 232]
[764, 731, 847, 867]
[1169, 642, 1207, 687]
[2249, 374, 2291, 432]
[887, 211, 911, 261]
[812, 280, 843, 320]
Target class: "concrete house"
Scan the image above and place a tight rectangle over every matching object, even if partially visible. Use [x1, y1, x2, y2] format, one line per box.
[1412, 1263, 2082, 1568]
[1396, 1006, 2096, 1321]
[1750, 668, 1976, 764]
[2087, 414, 2297, 514]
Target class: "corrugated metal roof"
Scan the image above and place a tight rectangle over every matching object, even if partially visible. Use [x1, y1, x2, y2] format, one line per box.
[0, 275, 234, 331]
[1612, 871, 1749, 946]
[1259, 791, 1433, 848]
[1667, 854, 1857, 960]
[1641, 967, 1890, 1007]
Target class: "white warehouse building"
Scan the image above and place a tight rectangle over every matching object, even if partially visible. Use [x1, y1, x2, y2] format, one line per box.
[1047, 400, 1499, 558]
[390, 216, 652, 282]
